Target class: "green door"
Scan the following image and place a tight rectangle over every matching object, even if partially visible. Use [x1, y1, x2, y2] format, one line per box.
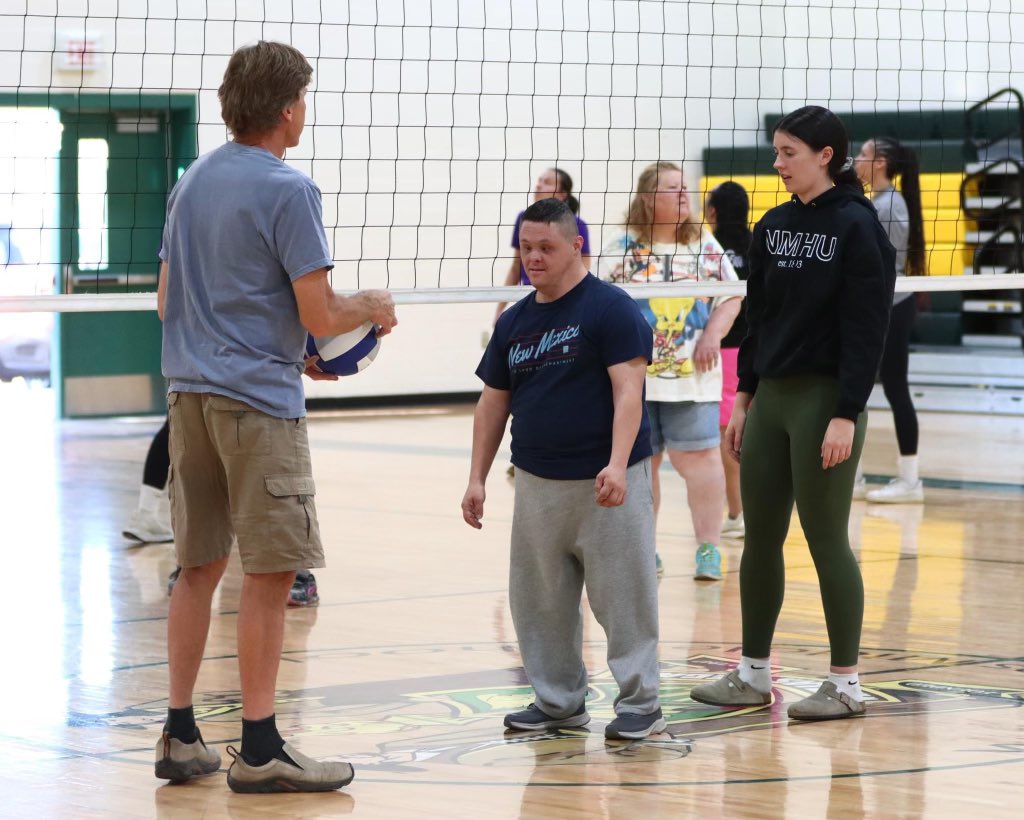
[58, 110, 170, 417]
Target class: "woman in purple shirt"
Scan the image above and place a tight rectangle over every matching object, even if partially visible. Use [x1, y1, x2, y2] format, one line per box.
[495, 167, 590, 321]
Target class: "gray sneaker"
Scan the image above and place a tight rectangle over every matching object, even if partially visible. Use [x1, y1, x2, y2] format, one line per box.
[503, 702, 590, 732]
[154, 732, 221, 782]
[690, 669, 772, 707]
[226, 743, 354, 793]
[605, 707, 667, 740]
[787, 681, 866, 721]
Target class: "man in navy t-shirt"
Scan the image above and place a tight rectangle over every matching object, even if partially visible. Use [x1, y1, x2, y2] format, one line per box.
[462, 198, 665, 741]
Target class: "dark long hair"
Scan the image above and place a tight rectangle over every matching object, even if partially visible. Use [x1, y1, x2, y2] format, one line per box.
[706, 181, 752, 259]
[773, 106, 863, 194]
[552, 167, 580, 214]
[870, 138, 926, 276]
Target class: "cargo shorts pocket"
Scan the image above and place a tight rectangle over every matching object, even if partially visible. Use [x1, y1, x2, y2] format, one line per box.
[167, 391, 186, 454]
[265, 474, 318, 543]
[208, 395, 270, 456]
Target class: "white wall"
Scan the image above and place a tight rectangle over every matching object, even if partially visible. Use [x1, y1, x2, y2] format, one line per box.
[3, 0, 1022, 397]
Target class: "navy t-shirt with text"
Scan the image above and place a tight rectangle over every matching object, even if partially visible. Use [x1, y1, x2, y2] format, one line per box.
[476, 274, 653, 480]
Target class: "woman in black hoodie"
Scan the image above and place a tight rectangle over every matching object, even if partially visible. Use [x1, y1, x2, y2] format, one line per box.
[691, 106, 895, 721]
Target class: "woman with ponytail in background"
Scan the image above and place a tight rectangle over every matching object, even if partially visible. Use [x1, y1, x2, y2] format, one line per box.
[854, 138, 927, 503]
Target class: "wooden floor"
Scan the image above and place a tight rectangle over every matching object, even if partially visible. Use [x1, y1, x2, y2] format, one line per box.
[0, 380, 1022, 819]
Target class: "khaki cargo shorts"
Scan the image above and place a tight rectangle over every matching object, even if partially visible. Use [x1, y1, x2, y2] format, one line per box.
[167, 391, 325, 573]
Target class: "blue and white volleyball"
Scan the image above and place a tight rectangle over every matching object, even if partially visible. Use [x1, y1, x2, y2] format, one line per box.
[306, 321, 381, 376]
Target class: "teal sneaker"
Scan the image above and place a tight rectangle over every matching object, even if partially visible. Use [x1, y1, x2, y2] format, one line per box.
[694, 543, 722, 581]
[655, 552, 664, 577]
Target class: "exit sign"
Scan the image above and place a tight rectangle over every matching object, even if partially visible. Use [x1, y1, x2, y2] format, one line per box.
[57, 30, 104, 71]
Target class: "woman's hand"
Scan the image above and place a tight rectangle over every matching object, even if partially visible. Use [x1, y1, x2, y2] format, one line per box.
[821, 417, 856, 469]
[692, 332, 721, 373]
[724, 405, 747, 463]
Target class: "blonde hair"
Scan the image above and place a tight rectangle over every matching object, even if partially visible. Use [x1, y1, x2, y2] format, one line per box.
[624, 161, 701, 245]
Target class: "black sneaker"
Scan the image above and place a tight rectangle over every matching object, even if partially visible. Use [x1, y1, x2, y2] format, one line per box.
[288, 571, 319, 607]
[167, 566, 181, 596]
[605, 707, 667, 740]
[503, 702, 590, 731]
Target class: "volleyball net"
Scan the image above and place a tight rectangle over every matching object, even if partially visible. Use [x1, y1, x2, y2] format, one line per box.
[1, 0, 1024, 312]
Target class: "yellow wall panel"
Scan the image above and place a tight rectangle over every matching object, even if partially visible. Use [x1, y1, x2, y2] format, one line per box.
[924, 211, 967, 244]
[918, 174, 965, 210]
[699, 173, 972, 276]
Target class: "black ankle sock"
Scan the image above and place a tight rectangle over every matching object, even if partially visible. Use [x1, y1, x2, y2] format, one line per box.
[164, 706, 199, 743]
[240, 714, 287, 766]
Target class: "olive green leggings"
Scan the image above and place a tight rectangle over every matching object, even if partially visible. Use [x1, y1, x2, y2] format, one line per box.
[739, 375, 866, 667]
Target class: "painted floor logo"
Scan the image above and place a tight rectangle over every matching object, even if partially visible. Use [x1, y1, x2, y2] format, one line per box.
[73, 644, 1024, 784]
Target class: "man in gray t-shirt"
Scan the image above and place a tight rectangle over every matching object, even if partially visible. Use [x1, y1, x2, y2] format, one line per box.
[154, 41, 396, 795]
[160, 141, 336, 416]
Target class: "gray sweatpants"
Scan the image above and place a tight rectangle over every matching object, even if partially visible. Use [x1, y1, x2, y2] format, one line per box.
[510, 459, 661, 718]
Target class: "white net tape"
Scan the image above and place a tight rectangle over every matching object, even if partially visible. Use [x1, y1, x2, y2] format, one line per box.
[2, 273, 1023, 313]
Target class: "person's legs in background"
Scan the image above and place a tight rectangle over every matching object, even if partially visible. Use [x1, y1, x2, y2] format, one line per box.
[169, 563, 319, 607]
[653, 400, 726, 581]
[719, 347, 744, 537]
[288, 569, 319, 606]
[867, 297, 922, 504]
[667, 446, 726, 580]
[123, 419, 174, 543]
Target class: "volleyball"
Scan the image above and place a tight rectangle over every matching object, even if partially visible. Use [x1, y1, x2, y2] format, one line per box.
[306, 321, 381, 376]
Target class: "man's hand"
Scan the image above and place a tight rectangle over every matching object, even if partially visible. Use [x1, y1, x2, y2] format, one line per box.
[356, 290, 398, 336]
[594, 464, 627, 507]
[294, 270, 399, 338]
[724, 406, 746, 463]
[303, 355, 339, 381]
[462, 481, 486, 528]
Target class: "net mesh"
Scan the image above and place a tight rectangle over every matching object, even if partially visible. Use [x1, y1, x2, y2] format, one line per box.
[0, 0, 1023, 308]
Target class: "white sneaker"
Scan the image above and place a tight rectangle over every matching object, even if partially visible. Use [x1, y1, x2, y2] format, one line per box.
[852, 478, 868, 500]
[866, 478, 924, 504]
[123, 484, 174, 543]
[721, 512, 745, 538]
[123, 509, 174, 543]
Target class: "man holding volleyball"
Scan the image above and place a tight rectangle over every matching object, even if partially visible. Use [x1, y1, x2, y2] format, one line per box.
[155, 41, 396, 793]
[462, 198, 665, 740]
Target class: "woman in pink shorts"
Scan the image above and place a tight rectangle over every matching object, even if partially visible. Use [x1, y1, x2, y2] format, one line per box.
[705, 181, 752, 538]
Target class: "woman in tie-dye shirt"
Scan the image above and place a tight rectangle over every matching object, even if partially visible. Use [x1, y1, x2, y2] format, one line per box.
[595, 161, 741, 581]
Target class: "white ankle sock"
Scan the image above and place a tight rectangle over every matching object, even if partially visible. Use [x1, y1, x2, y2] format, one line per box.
[828, 672, 863, 702]
[737, 656, 772, 693]
[898, 455, 919, 485]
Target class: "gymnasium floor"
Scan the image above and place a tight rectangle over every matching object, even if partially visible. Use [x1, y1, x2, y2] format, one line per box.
[0, 381, 1022, 818]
